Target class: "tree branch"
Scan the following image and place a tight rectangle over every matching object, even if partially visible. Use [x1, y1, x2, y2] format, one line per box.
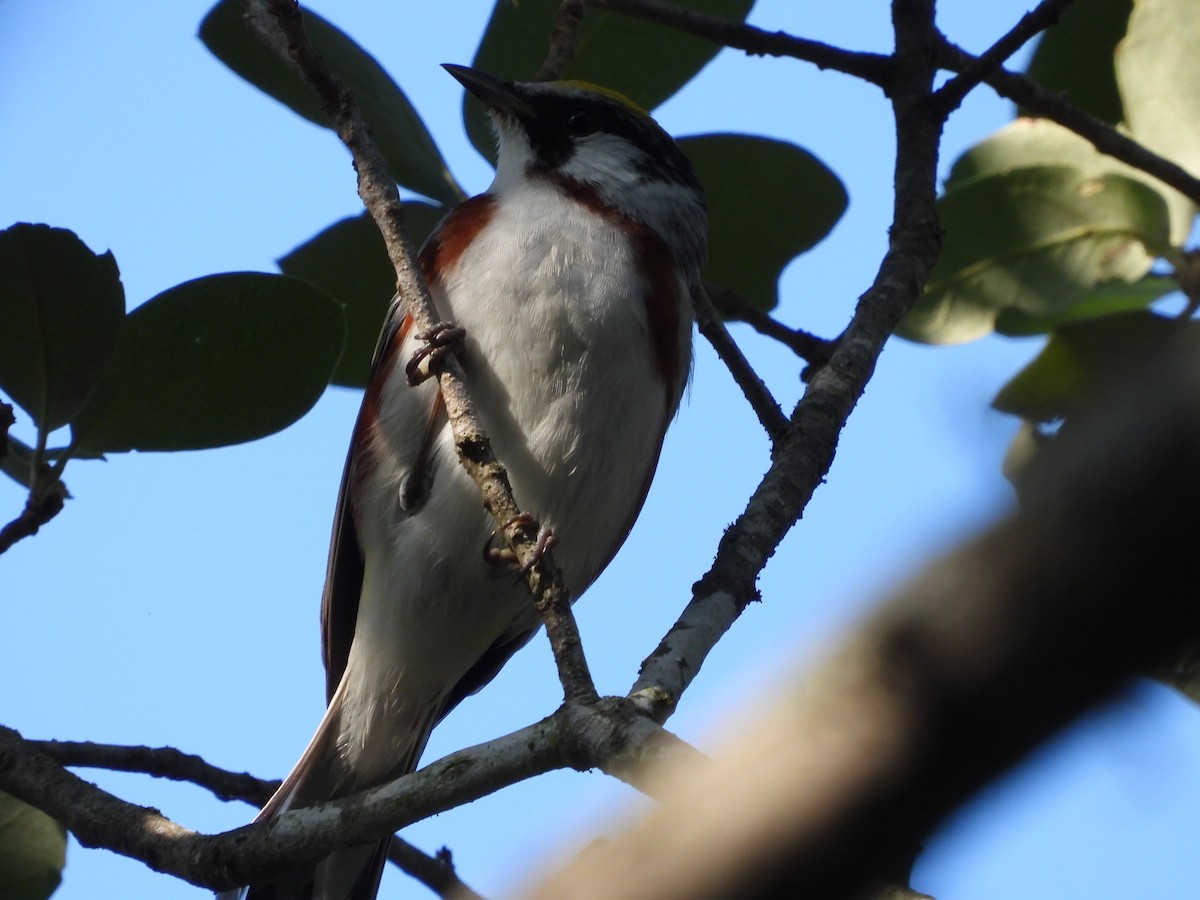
[631, 0, 946, 721]
[0, 703, 698, 891]
[586, 0, 893, 87]
[705, 283, 838, 368]
[242, 0, 597, 704]
[933, 0, 1078, 115]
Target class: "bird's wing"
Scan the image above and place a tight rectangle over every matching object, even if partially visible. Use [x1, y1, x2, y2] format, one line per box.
[319, 295, 416, 702]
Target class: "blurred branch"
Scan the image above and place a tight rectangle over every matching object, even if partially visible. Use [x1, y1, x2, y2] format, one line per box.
[534, 0, 586, 81]
[936, 41, 1200, 207]
[532, 344, 1200, 900]
[242, 0, 596, 704]
[586, 0, 892, 86]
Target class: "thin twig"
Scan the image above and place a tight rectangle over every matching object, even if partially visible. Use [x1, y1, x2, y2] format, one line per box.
[933, 0, 1079, 114]
[586, 0, 893, 87]
[693, 286, 788, 442]
[0, 477, 66, 556]
[534, 0, 586, 82]
[706, 282, 838, 367]
[244, 0, 597, 704]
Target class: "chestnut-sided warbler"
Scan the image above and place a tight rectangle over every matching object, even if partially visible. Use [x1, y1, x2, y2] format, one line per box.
[229, 64, 708, 900]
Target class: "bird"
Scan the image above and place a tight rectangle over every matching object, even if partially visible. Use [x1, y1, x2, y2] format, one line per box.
[224, 63, 708, 900]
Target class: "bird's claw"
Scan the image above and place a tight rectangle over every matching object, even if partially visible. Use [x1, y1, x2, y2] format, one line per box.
[482, 513, 558, 578]
[405, 322, 466, 386]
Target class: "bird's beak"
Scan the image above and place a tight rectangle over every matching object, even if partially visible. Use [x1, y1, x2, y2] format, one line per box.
[442, 64, 535, 119]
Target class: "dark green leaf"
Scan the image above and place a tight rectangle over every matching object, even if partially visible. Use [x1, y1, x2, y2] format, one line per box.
[0, 791, 65, 900]
[1022, 0, 1132, 124]
[680, 134, 846, 312]
[1116, 0, 1200, 238]
[465, 0, 754, 162]
[70, 273, 344, 453]
[995, 274, 1178, 336]
[992, 311, 1194, 420]
[278, 204, 446, 387]
[199, 0, 463, 205]
[899, 166, 1171, 344]
[0, 224, 124, 431]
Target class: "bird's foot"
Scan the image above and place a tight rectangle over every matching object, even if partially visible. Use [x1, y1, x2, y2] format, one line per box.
[405, 322, 466, 386]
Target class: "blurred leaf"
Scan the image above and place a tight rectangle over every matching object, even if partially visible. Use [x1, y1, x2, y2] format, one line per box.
[278, 203, 446, 387]
[1116, 0, 1200, 235]
[466, 0, 754, 162]
[945, 117, 1192, 245]
[0, 224, 124, 431]
[992, 311, 1193, 420]
[1, 437, 36, 490]
[0, 791, 65, 900]
[1022, 0, 1132, 124]
[680, 134, 846, 312]
[995, 274, 1177, 335]
[1152, 640, 1200, 705]
[70, 273, 344, 453]
[899, 166, 1171, 344]
[199, 0, 463, 205]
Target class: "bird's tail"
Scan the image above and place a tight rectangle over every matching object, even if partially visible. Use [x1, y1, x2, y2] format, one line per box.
[217, 678, 411, 900]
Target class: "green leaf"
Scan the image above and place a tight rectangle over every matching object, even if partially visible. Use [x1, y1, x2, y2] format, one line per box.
[1116, 0, 1200, 236]
[994, 274, 1177, 335]
[1022, 0, 1132, 124]
[465, 0, 754, 162]
[0, 791, 66, 900]
[199, 0, 463, 205]
[679, 134, 846, 312]
[70, 273, 344, 453]
[993, 310, 1192, 420]
[943, 117, 1192, 246]
[0, 224, 124, 432]
[899, 166, 1171, 344]
[278, 204, 446, 387]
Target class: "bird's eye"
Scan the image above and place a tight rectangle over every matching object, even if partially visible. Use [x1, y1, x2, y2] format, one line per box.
[565, 109, 599, 137]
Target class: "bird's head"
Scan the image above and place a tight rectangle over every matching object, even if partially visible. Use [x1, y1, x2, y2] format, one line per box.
[444, 64, 707, 277]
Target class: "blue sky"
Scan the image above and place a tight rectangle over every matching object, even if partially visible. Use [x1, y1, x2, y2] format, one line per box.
[3, 1, 1199, 898]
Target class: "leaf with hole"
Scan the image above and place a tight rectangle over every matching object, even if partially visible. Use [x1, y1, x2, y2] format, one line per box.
[70, 273, 344, 454]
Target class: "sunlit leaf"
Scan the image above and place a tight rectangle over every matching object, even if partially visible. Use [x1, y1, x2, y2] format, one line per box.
[1022, 0, 1132, 124]
[1116, 0, 1200, 239]
[466, 0, 754, 162]
[899, 166, 1170, 344]
[680, 134, 846, 312]
[0, 791, 65, 900]
[71, 273, 344, 453]
[944, 117, 1192, 246]
[278, 204, 446, 387]
[0, 224, 124, 431]
[992, 311, 1192, 420]
[199, 0, 463, 205]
